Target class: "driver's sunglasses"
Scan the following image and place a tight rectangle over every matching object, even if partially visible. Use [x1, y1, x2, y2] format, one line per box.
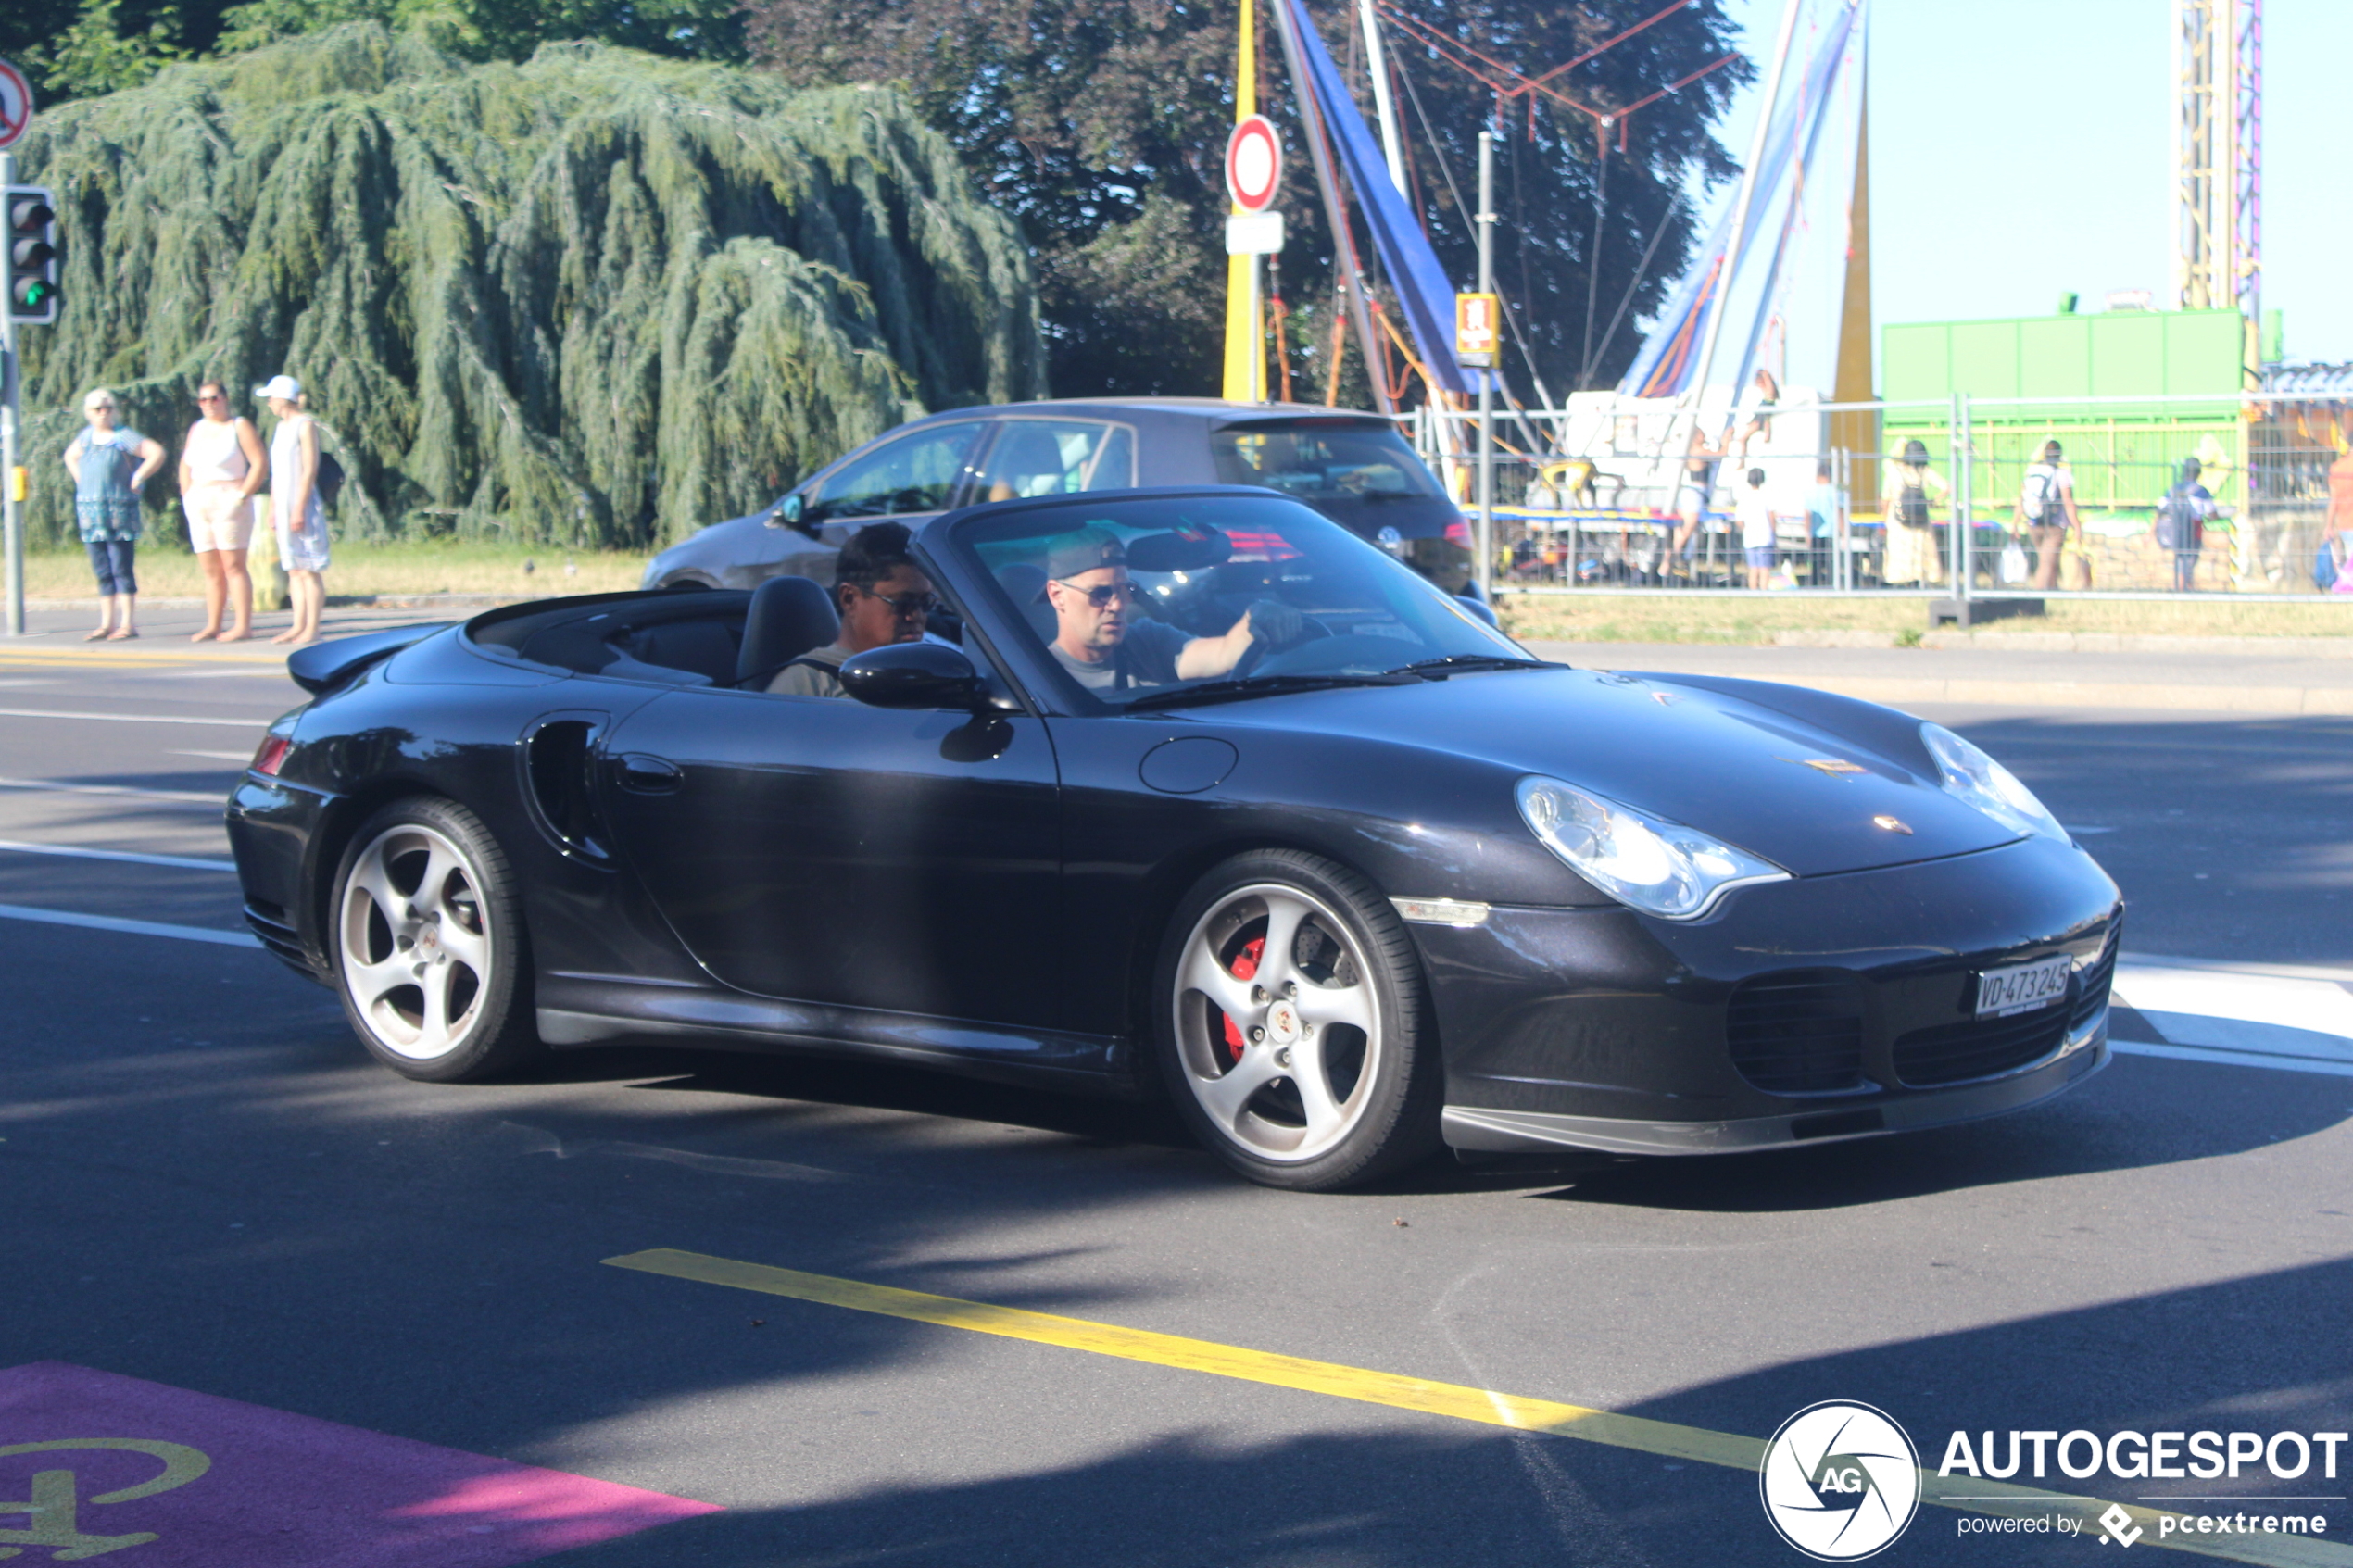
[856, 583, 939, 618]
[197, 392, 225, 402]
[1056, 579, 1144, 608]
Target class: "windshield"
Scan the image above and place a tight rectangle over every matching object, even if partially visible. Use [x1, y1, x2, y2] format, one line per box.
[949, 494, 1527, 711]
[1211, 421, 1444, 502]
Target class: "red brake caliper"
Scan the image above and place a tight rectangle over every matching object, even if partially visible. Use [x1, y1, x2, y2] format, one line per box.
[1220, 936, 1265, 1064]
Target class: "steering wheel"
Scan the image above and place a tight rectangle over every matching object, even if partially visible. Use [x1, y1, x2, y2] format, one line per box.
[1239, 632, 1405, 681]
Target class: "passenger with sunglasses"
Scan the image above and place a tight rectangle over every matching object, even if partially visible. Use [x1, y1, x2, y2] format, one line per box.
[1041, 527, 1287, 693]
[768, 521, 938, 697]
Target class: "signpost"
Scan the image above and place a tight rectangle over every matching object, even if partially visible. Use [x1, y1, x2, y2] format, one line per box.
[0, 56, 32, 635]
[1222, 114, 1284, 399]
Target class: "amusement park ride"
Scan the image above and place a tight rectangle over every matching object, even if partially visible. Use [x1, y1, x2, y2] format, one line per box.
[1222, 0, 2288, 596]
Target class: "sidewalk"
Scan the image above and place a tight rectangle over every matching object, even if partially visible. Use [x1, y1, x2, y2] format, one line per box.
[1519, 640, 2353, 715]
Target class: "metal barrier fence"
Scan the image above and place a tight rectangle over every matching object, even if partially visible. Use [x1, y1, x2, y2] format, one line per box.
[1412, 392, 2353, 600]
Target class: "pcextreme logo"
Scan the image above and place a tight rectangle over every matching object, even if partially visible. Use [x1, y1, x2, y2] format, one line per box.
[1760, 1401, 1924, 1561]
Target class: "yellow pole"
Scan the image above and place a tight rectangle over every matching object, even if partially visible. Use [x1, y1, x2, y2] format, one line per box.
[1221, 0, 1264, 402]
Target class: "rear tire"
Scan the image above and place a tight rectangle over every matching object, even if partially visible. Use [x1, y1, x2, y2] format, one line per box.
[330, 796, 538, 1082]
[1153, 849, 1442, 1190]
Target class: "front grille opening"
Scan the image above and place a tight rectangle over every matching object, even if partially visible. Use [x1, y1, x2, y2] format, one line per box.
[2070, 925, 2120, 1032]
[1894, 1008, 2070, 1087]
[1728, 972, 1869, 1095]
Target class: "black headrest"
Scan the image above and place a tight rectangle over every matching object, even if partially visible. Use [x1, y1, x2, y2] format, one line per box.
[995, 562, 1056, 644]
[736, 573, 839, 686]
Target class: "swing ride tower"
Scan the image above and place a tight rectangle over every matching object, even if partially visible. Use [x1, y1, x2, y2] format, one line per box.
[2171, 0, 2261, 383]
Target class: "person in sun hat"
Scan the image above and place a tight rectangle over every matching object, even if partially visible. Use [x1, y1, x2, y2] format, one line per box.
[257, 374, 331, 646]
[61, 387, 168, 641]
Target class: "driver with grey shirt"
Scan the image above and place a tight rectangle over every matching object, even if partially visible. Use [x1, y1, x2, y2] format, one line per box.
[1042, 527, 1297, 692]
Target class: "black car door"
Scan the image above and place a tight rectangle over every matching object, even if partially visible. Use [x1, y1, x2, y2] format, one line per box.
[597, 685, 1062, 1029]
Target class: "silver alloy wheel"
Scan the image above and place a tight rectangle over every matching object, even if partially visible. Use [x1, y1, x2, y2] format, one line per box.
[337, 822, 493, 1061]
[1172, 883, 1382, 1163]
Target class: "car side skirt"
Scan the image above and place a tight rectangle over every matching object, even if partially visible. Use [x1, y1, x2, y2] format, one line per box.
[535, 974, 1140, 1098]
[1442, 1014, 2109, 1157]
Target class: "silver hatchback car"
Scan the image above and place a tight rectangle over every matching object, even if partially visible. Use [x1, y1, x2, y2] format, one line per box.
[640, 396, 1478, 598]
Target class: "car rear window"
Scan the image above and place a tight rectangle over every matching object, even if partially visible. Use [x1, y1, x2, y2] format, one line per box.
[1211, 420, 1443, 502]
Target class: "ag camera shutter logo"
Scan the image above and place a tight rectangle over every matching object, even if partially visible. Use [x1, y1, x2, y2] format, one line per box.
[1760, 1401, 1922, 1560]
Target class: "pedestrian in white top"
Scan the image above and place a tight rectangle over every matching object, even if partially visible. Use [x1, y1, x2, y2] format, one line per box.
[1737, 467, 1776, 589]
[180, 380, 268, 643]
[258, 374, 331, 646]
[2012, 439, 2080, 591]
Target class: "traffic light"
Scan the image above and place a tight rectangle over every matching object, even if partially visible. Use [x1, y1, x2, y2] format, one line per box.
[6, 187, 60, 325]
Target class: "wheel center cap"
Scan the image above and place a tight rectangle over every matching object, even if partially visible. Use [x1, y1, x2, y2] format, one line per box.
[415, 923, 441, 957]
[1265, 998, 1302, 1046]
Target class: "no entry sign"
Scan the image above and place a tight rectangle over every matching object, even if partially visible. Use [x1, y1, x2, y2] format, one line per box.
[1225, 115, 1280, 213]
[0, 58, 31, 151]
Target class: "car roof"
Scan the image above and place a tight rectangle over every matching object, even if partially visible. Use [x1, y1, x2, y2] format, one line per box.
[900, 398, 1403, 430]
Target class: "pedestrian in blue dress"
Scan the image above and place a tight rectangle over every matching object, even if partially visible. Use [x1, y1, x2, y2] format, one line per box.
[61, 387, 167, 641]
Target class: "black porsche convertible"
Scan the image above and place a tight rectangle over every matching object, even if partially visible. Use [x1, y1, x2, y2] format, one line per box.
[228, 487, 2121, 1191]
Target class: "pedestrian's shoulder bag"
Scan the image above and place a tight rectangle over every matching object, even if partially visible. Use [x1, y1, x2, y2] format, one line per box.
[1895, 477, 1930, 529]
[2025, 467, 2059, 523]
[2154, 486, 2185, 550]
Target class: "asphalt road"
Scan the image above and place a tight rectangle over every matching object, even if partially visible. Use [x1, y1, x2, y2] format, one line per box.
[4, 602, 2350, 1568]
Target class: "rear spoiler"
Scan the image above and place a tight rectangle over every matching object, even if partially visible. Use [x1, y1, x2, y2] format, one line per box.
[287, 623, 452, 695]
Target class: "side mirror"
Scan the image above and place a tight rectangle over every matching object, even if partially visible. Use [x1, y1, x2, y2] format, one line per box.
[767, 494, 811, 534]
[840, 642, 985, 710]
[1454, 593, 1500, 629]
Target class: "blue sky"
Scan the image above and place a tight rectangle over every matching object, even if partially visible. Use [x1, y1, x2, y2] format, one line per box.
[1697, 0, 2350, 366]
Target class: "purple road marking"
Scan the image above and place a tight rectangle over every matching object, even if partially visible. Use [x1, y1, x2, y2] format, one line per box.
[0, 1362, 720, 1566]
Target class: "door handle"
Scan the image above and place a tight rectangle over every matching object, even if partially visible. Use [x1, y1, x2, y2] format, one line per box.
[615, 753, 684, 794]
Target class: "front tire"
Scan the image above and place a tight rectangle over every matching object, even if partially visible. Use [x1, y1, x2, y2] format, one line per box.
[331, 796, 538, 1082]
[1154, 849, 1442, 1190]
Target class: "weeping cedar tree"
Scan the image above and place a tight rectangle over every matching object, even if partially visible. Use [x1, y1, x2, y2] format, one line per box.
[748, 0, 1744, 401]
[9, 24, 1047, 550]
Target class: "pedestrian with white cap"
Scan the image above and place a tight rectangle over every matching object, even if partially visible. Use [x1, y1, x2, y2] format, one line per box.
[258, 374, 331, 646]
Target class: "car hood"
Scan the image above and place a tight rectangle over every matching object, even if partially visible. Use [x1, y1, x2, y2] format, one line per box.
[1232, 667, 2022, 878]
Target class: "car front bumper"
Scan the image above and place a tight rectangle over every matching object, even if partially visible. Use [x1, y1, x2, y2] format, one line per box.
[1415, 834, 2122, 1155]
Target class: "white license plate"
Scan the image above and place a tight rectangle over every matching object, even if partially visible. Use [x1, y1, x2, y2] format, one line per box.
[1975, 955, 2072, 1019]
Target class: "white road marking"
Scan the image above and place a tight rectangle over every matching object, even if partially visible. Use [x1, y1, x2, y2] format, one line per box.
[0, 776, 224, 806]
[0, 707, 266, 727]
[0, 901, 261, 947]
[0, 839, 236, 872]
[170, 749, 259, 762]
[2110, 959, 2353, 1079]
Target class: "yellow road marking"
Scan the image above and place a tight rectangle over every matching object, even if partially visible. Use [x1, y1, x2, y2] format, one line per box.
[604, 1248, 2353, 1567]
[0, 648, 283, 669]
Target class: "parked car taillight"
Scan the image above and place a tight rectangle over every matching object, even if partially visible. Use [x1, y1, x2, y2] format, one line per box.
[251, 734, 292, 776]
[1445, 519, 1472, 546]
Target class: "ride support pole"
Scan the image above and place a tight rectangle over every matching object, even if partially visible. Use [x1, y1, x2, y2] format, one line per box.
[1476, 130, 1495, 600]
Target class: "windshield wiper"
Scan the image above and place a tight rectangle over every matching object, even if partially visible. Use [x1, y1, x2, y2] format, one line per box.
[1124, 671, 1415, 711]
[1384, 654, 1565, 679]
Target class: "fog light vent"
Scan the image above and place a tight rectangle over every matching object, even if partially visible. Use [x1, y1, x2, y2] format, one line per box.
[1726, 971, 1868, 1095]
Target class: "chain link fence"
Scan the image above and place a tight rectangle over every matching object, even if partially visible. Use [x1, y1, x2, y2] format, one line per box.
[1414, 392, 2352, 598]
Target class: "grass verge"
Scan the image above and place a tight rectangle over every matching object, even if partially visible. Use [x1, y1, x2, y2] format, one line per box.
[22, 540, 651, 601]
[1499, 593, 2352, 645]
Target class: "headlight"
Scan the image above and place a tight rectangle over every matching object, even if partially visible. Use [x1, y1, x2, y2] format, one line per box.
[1515, 776, 1789, 920]
[1919, 723, 2067, 842]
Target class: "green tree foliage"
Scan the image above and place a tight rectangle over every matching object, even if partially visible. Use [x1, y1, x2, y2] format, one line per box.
[747, 0, 1744, 401]
[16, 0, 191, 101]
[9, 24, 1048, 550]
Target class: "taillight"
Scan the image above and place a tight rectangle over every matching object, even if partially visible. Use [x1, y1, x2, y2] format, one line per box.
[1445, 519, 1472, 546]
[251, 734, 292, 776]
